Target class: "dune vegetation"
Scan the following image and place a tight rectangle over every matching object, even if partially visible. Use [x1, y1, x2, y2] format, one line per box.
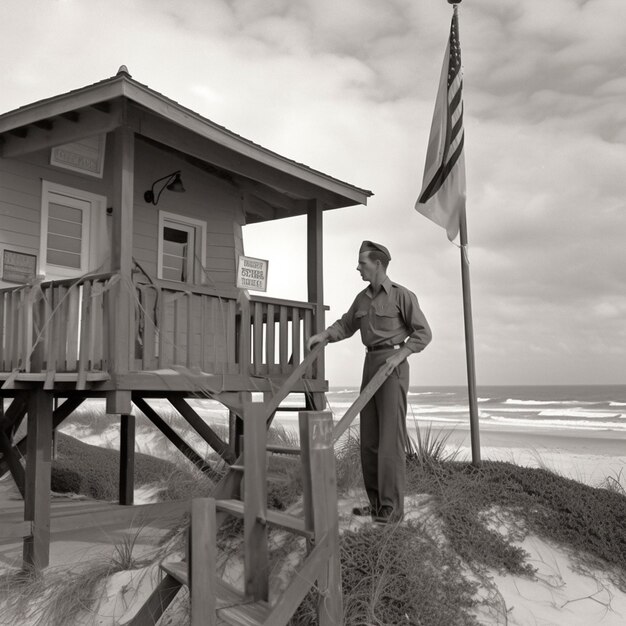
[1, 423, 625, 625]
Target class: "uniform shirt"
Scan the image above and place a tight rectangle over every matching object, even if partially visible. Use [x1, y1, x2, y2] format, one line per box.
[326, 277, 432, 353]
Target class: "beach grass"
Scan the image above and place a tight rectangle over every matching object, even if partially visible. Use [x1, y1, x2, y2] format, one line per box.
[51, 432, 215, 502]
[3, 424, 626, 625]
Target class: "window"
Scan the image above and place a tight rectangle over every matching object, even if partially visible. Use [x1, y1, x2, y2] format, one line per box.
[158, 212, 206, 283]
[40, 182, 106, 279]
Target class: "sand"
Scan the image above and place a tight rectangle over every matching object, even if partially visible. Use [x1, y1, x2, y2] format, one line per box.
[1, 425, 625, 625]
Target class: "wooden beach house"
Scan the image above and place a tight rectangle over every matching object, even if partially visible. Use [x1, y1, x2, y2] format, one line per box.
[0, 66, 371, 624]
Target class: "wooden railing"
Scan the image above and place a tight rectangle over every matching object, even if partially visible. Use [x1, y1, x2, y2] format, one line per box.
[135, 280, 320, 378]
[0, 273, 112, 374]
[1, 274, 322, 380]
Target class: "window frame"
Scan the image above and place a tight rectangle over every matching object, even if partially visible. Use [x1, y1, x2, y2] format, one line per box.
[39, 181, 106, 279]
[157, 211, 207, 284]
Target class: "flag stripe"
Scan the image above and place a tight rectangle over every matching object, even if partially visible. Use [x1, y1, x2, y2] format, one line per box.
[415, 6, 466, 241]
[418, 133, 464, 203]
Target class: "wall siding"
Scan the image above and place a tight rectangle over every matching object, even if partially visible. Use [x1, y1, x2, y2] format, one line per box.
[1, 133, 244, 291]
[0, 137, 115, 288]
[133, 139, 244, 288]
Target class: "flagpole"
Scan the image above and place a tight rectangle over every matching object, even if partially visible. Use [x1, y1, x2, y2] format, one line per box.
[449, 0, 480, 466]
[417, 0, 481, 465]
[459, 205, 481, 466]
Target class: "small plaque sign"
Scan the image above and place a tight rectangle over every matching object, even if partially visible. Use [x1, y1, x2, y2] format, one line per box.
[2, 250, 37, 283]
[50, 134, 106, 178]
[236, 255, 268, 292]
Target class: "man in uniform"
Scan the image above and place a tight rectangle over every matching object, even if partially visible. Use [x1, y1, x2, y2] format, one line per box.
[307, 241, 432, 523]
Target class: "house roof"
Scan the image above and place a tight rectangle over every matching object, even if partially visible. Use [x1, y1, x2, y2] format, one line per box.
[0, 67, 372, 210]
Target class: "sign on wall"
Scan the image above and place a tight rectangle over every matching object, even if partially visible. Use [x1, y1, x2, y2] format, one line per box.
[50, 134, 106, 178]
[2, 250, 37, 283]
[236, 255, 268, 292]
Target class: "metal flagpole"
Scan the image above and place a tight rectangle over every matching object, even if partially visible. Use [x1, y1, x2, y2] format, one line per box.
[458, 205, 481, 466]
[449, 0, 480, 466]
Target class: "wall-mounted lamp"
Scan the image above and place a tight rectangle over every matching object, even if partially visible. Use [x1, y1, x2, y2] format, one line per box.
[143, 170, 186, 205]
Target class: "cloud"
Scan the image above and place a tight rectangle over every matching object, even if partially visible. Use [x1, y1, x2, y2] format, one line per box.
[1, 0, 624, 385]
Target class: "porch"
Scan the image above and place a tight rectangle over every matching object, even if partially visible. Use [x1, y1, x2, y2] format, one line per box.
[0, 271, 325, 393]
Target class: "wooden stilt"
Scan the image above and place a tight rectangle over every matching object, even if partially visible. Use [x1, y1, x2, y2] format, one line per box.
[23, 388, 53, 571]
[243, 401, 269, 601]
[119, 413, 135, 505]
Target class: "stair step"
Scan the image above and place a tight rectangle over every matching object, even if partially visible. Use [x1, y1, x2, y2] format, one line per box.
[228, 465, 296, 482]
[160, 561, 271, 626]
[216, 498, 313, 539]
[266, 444, 301, 456]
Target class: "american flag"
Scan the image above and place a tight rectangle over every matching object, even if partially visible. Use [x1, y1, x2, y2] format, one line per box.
[416, 6, 466, 241]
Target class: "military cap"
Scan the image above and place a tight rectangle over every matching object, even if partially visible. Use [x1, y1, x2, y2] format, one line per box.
[359, 240, 391, 261]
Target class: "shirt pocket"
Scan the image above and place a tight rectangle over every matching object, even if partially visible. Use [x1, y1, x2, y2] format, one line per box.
[374, 305, 402, 332]
[354, 310, 368, 330]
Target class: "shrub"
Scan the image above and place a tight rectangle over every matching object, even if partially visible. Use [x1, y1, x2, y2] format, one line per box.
[407, 459, 626, 586]
[291, 521, 479, 626]
[52, 433, 206, 501]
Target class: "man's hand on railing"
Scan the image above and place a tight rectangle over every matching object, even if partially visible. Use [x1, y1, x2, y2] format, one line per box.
[306, 331, 330, 352]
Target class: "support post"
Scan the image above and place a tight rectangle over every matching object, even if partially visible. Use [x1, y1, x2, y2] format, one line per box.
[459, 208, 481, 466]
[119, 413, 135, 505]
[299, 410, 342, 625]
[109, 124, 135, 376]
[307, 198, 326, 411]
[242, 401, 269, 601]
[23, 388, 53, 571]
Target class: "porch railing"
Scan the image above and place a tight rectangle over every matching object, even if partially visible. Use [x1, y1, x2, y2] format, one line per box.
[135, 281, 320, 377]
[1, 275, 322, 380]
[0, 273, 113, 374]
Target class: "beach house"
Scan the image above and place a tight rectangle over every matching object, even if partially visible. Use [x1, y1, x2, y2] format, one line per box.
[0, 66, 370, 618]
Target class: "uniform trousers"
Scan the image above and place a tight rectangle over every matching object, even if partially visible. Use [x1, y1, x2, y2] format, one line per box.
[359, 348, 410, 516]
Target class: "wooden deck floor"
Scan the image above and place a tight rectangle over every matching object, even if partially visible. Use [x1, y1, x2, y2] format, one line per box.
[0, 495, 189, 570]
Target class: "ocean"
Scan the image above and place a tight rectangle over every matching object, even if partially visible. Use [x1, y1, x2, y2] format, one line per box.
[298, 385, 626, 434]
[53, 385, 626, 463]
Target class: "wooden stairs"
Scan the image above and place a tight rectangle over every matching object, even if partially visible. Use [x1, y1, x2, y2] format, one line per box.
[124, 345, 392, 626]
[127, 407, 340, 626]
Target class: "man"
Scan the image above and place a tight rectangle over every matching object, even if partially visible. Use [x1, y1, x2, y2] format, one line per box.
[307, 241, 432, 523]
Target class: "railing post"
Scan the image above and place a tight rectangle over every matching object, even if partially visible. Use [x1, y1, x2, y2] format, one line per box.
[190, 498, 217, 625]
[109, 124, 135, 381]
[299, 410, 343, 625]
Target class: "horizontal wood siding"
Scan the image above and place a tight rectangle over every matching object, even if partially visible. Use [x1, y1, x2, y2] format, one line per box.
[0, 137, 116, 289]
[133, 139, 243, 289]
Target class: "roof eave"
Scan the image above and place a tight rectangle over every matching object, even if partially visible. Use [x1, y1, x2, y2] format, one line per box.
[0, 74, 372, 207]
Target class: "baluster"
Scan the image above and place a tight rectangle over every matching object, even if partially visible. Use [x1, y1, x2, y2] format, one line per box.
[291, 307, 301, 368]
[304, 308, 313, 378]
[266, 303, 275, 375]
[77, 280, 92, 387]
[65, 285, 80, 371]
[253, 301, 264, 375]
[279, 306, 289, 374]
[0, 292, 5, 371]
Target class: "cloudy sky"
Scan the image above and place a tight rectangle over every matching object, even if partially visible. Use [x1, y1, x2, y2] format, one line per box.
[2, 0, 625, 386]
